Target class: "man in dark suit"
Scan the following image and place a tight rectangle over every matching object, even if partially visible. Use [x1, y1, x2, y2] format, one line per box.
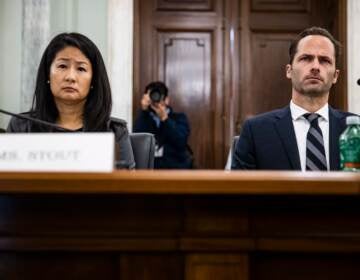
[232, 26, 353, 171]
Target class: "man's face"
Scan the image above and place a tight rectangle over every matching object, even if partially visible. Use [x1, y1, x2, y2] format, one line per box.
[286, 35, 339, 97]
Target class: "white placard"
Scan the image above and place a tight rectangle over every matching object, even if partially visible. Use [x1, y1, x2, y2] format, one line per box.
[0, 133, 115, 172]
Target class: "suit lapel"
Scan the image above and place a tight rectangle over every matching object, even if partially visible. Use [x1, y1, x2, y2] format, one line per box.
[274, 106, 301, 170]
[329, 107, 346, 170]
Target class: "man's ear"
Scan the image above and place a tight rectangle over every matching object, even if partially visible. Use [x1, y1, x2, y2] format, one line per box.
[164, 96, 170, 106]
[286, 64, 292, 79]
[332, 69, 340, 84]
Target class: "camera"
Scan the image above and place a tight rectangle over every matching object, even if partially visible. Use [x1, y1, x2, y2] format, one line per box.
[149, 87, 165, 103]
[145, 81, 168, 105]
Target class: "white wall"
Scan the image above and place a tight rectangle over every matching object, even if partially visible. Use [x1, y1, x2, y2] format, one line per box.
[0, 0, 22, 129]
[0, 0, 3, 125]
[0, 1, 2, 114]
[107, 0, 133, 128]
[348, 0, 360, 114]
[50, 0, 108, 63]
[20, 0, 50, 112]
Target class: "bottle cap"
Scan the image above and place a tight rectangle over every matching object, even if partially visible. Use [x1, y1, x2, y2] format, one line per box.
[346, 116, 360, 125]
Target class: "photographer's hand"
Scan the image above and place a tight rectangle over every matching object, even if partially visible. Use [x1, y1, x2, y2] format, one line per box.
[141, 92, 151, 111]
[151, 101, 168, 121]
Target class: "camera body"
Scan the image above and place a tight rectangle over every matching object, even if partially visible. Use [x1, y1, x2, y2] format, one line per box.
[149, 87, 166, 103]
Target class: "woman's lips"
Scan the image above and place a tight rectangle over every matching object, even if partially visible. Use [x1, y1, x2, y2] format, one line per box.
[62, 87, 77, 91]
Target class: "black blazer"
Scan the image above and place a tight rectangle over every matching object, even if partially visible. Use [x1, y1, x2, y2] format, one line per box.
[6, 115, 135, 169]
[231, 106, 353, 170]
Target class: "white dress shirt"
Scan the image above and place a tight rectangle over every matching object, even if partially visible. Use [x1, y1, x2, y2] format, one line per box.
[290, 100, 329, 171]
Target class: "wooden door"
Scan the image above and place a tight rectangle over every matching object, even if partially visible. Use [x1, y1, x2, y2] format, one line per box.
[134, 0, 225, 169]
[235, 0, 347, 130]
[134, 0, 346, 169]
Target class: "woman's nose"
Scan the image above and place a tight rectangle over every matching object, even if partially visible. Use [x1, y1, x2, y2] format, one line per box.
[65, 67, 76, 82]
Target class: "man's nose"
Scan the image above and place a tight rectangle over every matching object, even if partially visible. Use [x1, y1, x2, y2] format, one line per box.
[310, 58, 320, 72]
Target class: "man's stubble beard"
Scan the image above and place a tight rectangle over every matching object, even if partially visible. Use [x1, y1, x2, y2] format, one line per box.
[295, 82, 332, 98]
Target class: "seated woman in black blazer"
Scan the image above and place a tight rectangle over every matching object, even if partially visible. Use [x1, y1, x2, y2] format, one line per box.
[7, 32, 135, 169]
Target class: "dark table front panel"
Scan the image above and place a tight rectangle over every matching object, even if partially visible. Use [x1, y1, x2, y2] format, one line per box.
[1, 171, 360, 280]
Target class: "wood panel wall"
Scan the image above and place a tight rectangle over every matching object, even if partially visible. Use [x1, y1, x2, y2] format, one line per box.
[134, 0, 346, 169]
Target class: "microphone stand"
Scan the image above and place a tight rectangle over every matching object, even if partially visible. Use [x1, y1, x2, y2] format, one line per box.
[0, 109, 74, 132]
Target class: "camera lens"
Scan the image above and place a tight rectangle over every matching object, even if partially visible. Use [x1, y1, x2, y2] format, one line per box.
[150, 90, 162, 103]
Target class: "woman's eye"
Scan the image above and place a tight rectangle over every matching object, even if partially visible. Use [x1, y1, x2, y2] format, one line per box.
[58, 64, 67, 69]
[78, 67, 86, 72]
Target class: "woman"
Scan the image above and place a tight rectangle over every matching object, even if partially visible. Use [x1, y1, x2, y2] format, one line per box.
[7, 32, 135, 169]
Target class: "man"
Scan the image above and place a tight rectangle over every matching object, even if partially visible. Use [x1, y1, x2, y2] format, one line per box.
[232, 26, 354, 171]
[133, 81, 193, 169]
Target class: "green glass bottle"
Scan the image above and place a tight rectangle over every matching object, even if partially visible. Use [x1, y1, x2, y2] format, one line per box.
[339, 116, 360, 171]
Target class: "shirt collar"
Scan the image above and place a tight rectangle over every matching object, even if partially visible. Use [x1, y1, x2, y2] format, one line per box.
[290, 100, 329, 122]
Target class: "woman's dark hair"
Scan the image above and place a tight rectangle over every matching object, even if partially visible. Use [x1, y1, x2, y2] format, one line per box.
[289, 26, 341, 66]
[31, 32, 112, 131]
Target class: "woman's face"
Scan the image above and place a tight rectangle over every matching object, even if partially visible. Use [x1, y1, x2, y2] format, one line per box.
[49, 46, 93, 105]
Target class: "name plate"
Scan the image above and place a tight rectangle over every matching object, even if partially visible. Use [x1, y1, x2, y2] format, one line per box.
[0, 133, 114, 172]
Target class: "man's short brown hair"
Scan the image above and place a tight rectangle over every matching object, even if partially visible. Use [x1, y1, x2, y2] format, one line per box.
[289, 26, 341, 65]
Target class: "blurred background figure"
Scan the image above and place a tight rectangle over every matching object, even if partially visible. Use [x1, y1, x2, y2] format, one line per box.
[133, 81, 193, 169]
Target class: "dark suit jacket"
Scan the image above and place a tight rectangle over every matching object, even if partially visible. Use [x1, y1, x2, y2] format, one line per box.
[231, 106, 353, 170]
[133, 107, 192, 169]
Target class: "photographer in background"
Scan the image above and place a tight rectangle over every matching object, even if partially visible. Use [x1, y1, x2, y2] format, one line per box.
[134, 81, 193, 169]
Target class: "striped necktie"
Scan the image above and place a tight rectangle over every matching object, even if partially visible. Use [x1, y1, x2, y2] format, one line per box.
[304, 113, 327, 171]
